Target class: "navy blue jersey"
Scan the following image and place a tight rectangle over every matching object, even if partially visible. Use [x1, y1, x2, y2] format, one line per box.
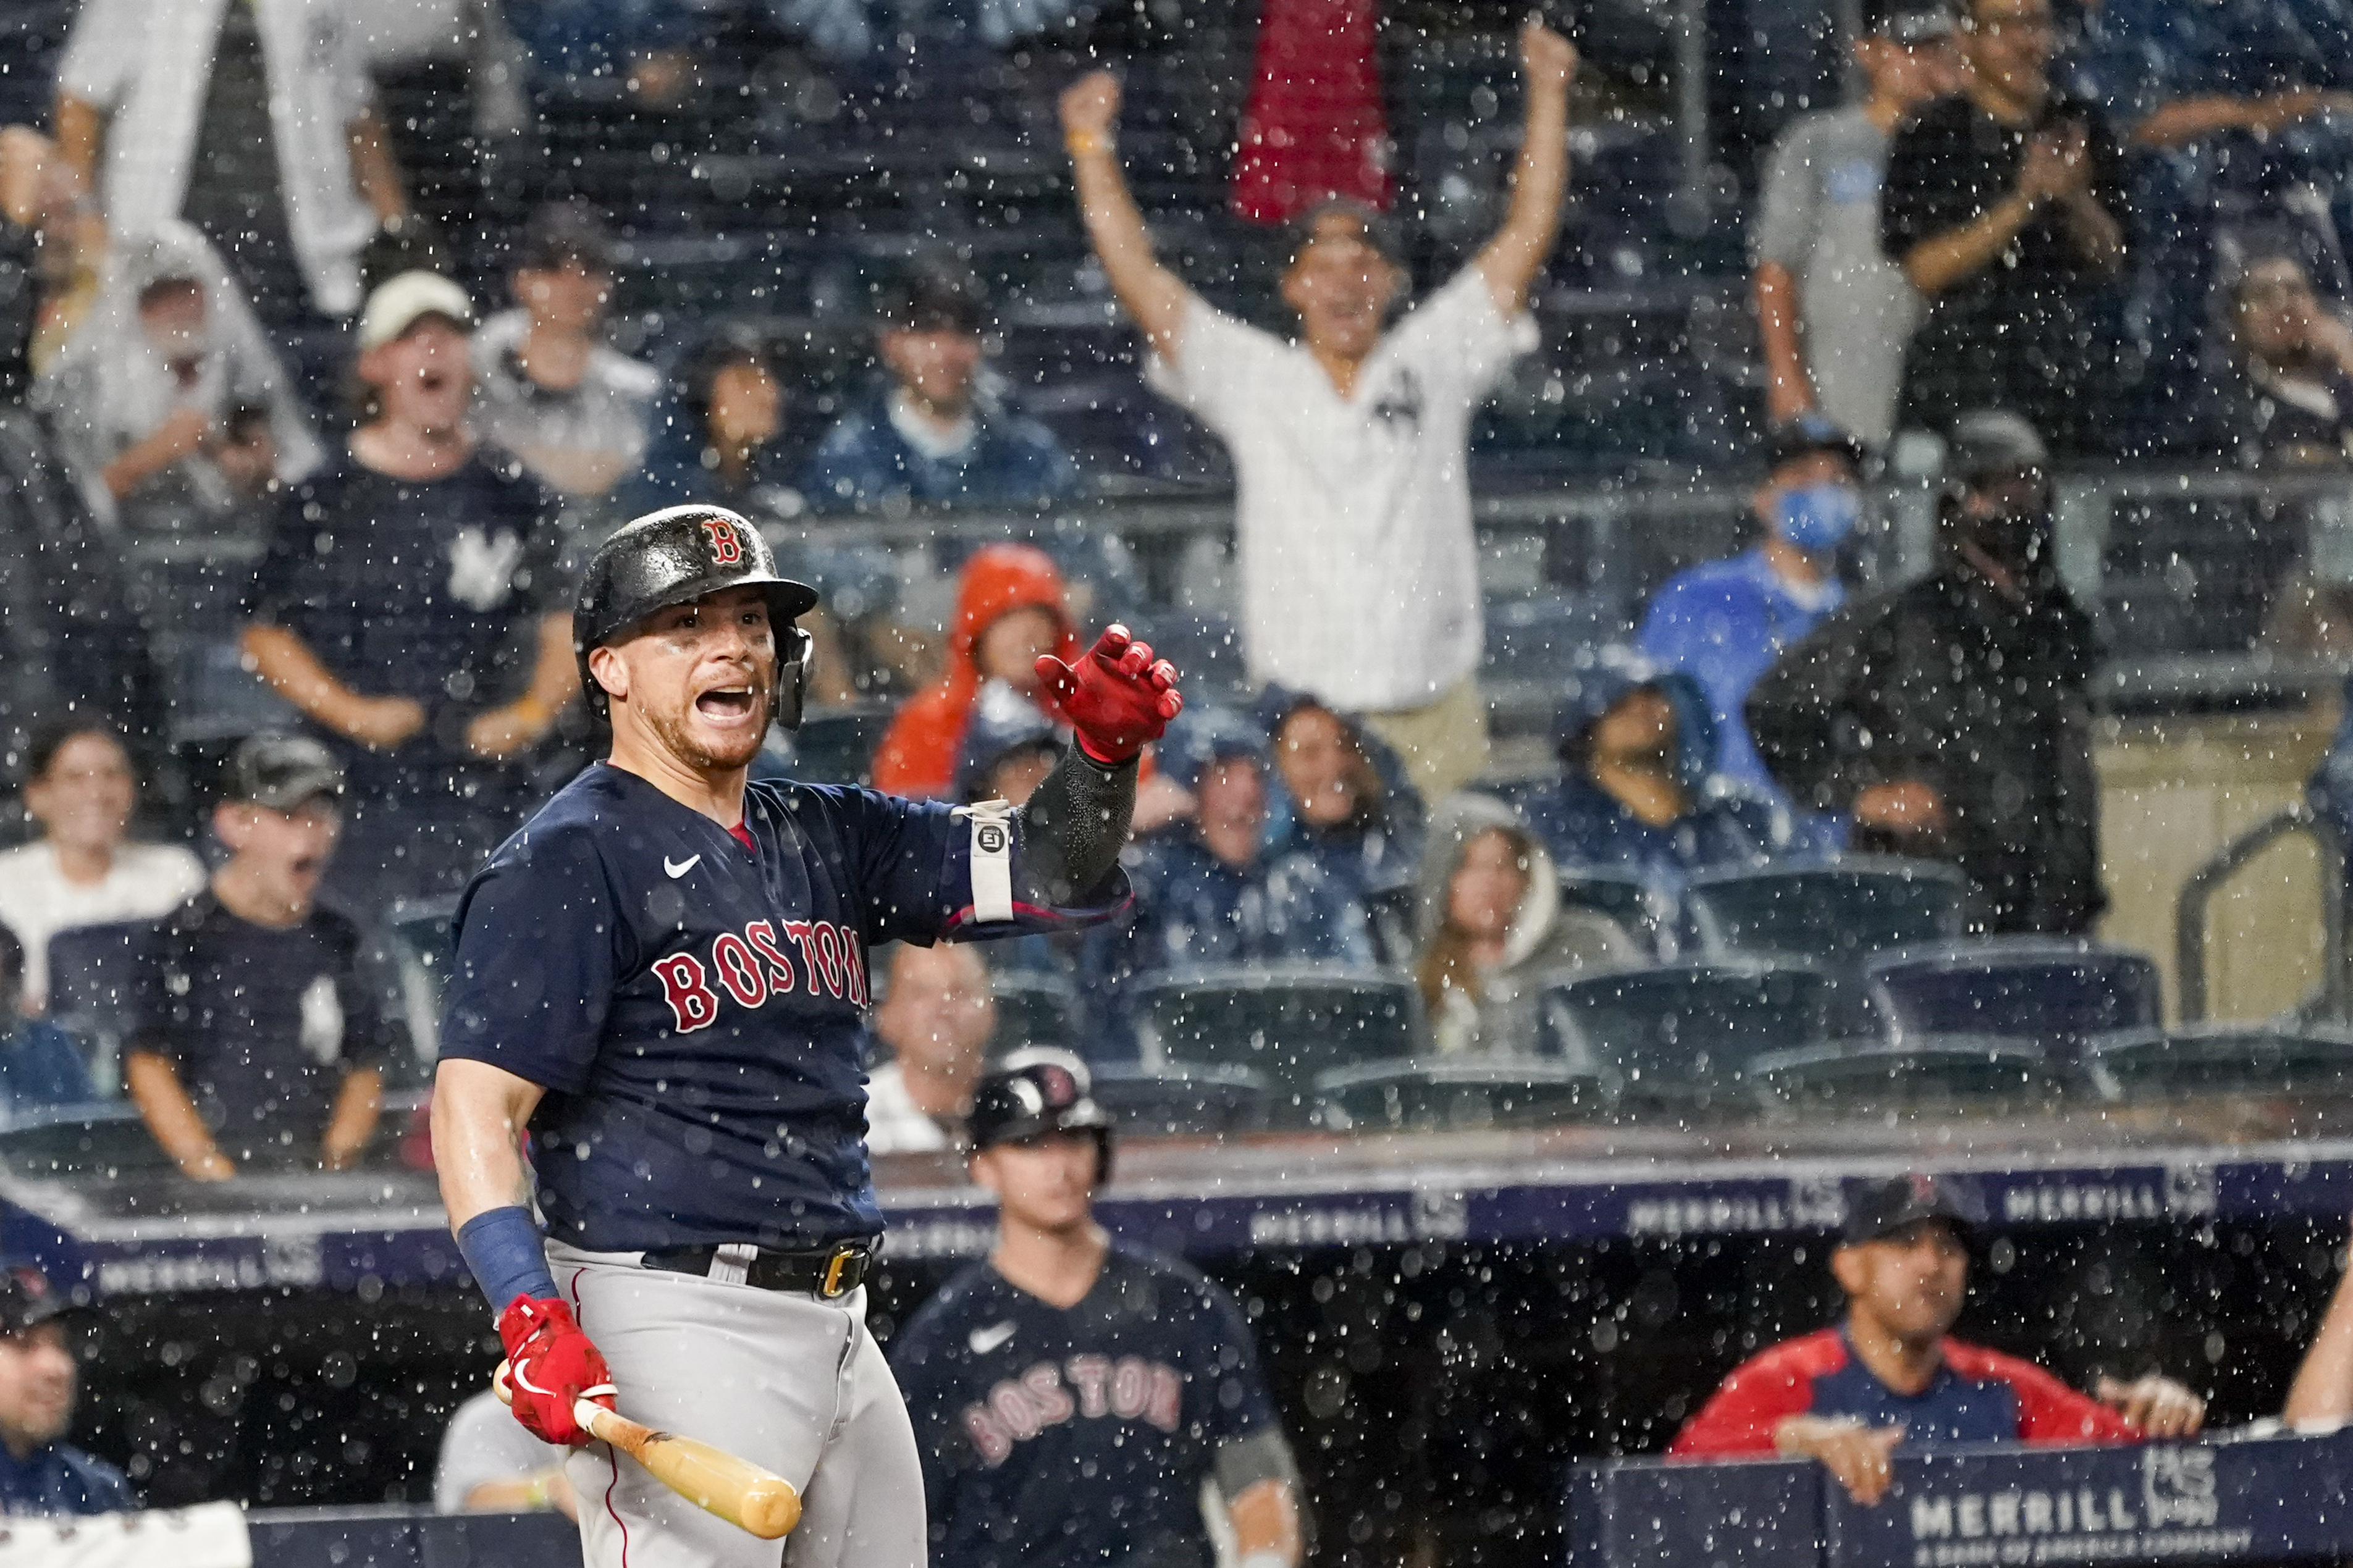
[0, 1442, 132, 1517]
[891, 1240, 1280, 1568]
[438, 763, 1118, 1251]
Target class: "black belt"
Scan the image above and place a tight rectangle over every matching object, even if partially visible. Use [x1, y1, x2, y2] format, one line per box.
[640, 1239, 877, 1298]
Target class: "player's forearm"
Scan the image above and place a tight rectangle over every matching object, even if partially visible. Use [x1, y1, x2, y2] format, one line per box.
[1901, 194, 2034, 296]
[51, 95, 99, 196]
[1069, 149, 1189, 360]
[345, 109, 409, 224]
[1476, 74, 1571, 316]
[125, 1050, 230, 1178]
[432, 1059, 544, 1231]
[322, 1067, 382, 1170]
[242, 624, 375, 733]
[2284, 1244, 2353, 1426]
[1017, 746, 1137, 905]
[1754, 262, 1813, 412]
[1228, 1478, 1303, 1567]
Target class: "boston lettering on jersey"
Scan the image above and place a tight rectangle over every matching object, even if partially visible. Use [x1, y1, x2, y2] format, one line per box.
[650, 918, 869, 1032]
[440, 763, 1118, 1254]
[961, 1355, 1184, 1467]
[891, 1240, 1281, 1568]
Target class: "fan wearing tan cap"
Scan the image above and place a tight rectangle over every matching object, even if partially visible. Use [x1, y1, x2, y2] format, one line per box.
[239, 271, 579, 910]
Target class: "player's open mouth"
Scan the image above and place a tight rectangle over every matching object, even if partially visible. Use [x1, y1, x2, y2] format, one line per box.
[696, 687, 757, 719]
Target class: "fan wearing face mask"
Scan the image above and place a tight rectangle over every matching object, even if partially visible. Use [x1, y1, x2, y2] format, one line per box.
[1639, 417, 1867, 809]
[1748, 411, 2103, 934]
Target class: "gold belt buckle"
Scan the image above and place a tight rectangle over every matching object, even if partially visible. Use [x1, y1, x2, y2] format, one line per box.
[820, 1246, 854, 1298]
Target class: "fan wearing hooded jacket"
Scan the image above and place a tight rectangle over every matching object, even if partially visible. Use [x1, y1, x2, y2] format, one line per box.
[1414, 796, 1638, 1056]
[873, 543, 1081, 799]
[1518, 651, 1788, 892]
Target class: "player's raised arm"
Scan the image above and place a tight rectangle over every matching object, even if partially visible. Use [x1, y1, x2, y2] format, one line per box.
[1062, 73, 1194, 364]
[1475, 20, 1578, 317]
[1011, 624, 1184, 910]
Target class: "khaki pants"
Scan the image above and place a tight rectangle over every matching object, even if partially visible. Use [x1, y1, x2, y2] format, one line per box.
[1360, 677, 1491, 802]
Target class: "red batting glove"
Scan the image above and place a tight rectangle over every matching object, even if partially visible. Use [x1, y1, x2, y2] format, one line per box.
[496, 1295, 617, 1446]
[1035, 624, 1184, 766]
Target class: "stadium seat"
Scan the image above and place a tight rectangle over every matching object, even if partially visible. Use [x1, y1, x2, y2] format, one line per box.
[1559, 870, 1682, 960]
[44, 921, 161, 1097]
[1749, 1035, 2078, 1113]
[0, 1103, 174, 1178]
[2084, 1023, 2353, 1099]
[382, 899, 459, 1089]
[1091, 1062, 1273, 1139]
[1863, 939, 2163, 1054]
[1536, 959, 1847, 1108]
[988, 971, 1079, 1055]
[1682, 857, 1968, 971]
[1129, 966, 1422, 1119]
[765, 707, 896, 788]
[1313, 1057, 1606, 1132]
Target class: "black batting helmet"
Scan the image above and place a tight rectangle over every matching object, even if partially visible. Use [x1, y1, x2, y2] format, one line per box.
[575, 506, 821, 726]
[967, 1047, 1114, 1186]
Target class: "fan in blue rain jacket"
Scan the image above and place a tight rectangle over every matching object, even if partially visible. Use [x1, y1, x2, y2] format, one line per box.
[1519, 648, 1788, 892]
[1079, 710, 1378, 1058]
[1253, 685, 1425, 937]
[802, 269, 1079, 516]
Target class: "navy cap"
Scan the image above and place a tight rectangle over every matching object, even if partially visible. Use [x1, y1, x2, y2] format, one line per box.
[1764, 413, 1869, 476]
[0, 1264, 90, 1334]
[1841, 1173, 1987, 1246]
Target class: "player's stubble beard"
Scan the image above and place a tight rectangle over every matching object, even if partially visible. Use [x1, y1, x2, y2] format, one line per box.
[644, 669, 775, 777]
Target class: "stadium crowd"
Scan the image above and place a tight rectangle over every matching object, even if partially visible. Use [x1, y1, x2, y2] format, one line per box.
[0, 0, 2352, 1547]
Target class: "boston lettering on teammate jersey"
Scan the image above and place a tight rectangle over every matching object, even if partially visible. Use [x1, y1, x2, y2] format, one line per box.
[438, 763, 1117, 1251]
[891, 1239, 1281, 1568]
[1667, 1328, 2141, 1456]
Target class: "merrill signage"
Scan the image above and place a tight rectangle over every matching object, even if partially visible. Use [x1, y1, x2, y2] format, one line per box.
[1901, 1449, 2246, 1566]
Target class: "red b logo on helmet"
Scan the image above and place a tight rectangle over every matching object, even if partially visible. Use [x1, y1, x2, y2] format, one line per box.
[701, 517, 744, 566]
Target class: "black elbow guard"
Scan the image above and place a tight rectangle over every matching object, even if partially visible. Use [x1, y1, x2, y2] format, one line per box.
[1016, 747, 1137, 906]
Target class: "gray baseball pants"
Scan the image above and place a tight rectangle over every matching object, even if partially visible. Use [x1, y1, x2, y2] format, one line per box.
[549, 1242, 927, 1568]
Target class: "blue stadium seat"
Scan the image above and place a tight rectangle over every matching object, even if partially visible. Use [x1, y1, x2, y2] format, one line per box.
[44, 921, 160, 1097]
[987, 971, 1079, 1056]
[1749, 1035, 2078, 1112]
[1091, 1062, 1273, 1139]
[1559, 870, 1682, 960]
[1313, 1057, 1606, 1132]
[1682, 858, 1969, 970]
[2084, 1023, 2353, 1099]
[1536, 959, 1846, 1108]
[1864, 939, 2163, 1054]
[1129, 966, 1422, 1118]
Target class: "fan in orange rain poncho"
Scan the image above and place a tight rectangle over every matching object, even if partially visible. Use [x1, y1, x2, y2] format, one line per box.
[873, 543, 1081, 799]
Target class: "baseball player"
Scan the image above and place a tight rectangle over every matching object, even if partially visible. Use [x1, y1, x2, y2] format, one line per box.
[891, 1050, 1303, 1568]
[429, 503, 1183, 1568]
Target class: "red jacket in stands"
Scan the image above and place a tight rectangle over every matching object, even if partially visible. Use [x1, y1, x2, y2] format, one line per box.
[1668, 1328, 2144, 1457]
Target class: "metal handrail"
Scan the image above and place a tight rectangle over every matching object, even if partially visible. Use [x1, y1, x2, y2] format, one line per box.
[2174, 803, 2349, 1023]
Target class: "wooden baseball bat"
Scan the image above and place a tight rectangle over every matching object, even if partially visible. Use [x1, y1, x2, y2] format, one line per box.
[496, 1362, 802, 1540]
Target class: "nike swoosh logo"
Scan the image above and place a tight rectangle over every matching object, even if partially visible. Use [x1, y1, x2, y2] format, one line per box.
[664, 855, 701, 879]
[968, 1320, 1016, 1356]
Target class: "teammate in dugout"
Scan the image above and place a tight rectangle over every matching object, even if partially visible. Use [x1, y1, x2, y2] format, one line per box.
[891, 1050, 1303, 1568]
[1668, 1175, 2207, 1504]
[430, 502, 1184, 1568]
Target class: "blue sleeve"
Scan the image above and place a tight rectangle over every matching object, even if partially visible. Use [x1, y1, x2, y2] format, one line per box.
[1636, 574, 1706, 667]
[1193, 1277, 1279, 1443]
[438, 826, 626, 1095]
[801, 417, 893, 514]
[827, 787, 1129, 944]
[244, 476, 324, 627]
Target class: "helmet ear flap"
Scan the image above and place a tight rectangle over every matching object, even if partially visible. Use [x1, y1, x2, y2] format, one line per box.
[775, 624, 814, 732]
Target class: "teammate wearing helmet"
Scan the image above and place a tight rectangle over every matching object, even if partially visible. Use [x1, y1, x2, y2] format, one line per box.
[891, 1050, 1305, 1568]
[430, 505, 1184, 1568]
